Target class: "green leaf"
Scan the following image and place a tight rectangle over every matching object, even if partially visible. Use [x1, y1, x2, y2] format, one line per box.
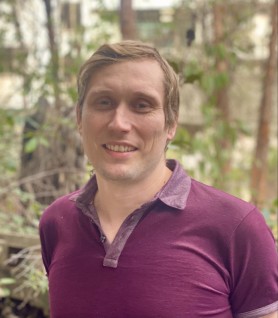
[200, 74, 215, 95]
[172, 127, 191, 148]
[0, 277, 16, 285]
[0, 287, 11, 297]
[39, 137, 49, 147]
[24, 137, 38, 153]
[214, 72, 229, 89]
[184, 62, 203, 84]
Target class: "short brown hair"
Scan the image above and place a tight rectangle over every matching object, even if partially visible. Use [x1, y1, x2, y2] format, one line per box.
[77, 40, 179, 128]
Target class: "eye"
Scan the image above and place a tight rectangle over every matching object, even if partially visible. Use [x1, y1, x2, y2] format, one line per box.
[94, 97, 113, 110]
[134, 100, 152, 113]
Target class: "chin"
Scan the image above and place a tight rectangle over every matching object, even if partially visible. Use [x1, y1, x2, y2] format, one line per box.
[98, 167, 138, 182]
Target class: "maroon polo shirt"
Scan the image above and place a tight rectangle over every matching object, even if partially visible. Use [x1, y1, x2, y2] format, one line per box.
[39, 160, 278, 318]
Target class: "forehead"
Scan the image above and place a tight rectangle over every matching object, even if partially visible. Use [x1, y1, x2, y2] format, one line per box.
[85, 59, 165, 97]
[91, 59, 164, 83]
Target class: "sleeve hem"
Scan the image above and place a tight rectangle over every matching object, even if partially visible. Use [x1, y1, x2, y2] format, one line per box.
[235, 301, 278, 318]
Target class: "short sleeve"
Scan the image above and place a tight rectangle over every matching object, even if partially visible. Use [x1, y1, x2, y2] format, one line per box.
[228, 208, 278, 316]
[39, 207, 59, 276]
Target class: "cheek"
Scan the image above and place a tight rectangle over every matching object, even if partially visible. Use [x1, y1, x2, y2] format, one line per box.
[81, 115, 98, 133]
[141, 115, 169, 140]
[144, 127, 169, 148]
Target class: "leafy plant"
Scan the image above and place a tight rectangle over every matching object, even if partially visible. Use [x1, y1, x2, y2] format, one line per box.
[0, 277, 15, 298]
[6, 245, 48, 305]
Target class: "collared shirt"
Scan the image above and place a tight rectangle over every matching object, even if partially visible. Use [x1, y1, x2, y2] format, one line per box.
[40, 159, 278, 318]
[70, 159, 191, 268]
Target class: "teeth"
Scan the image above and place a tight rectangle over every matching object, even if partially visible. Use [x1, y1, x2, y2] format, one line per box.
[106, 144, 135, 152]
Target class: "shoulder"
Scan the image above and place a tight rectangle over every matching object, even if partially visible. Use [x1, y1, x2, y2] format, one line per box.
[189, 178, 255, 219]
[185, 177, 275, 251]
[184, 179, 267, 245]
[39, 191, 82, 274]
[39, 190, 81, 228]
[185, 179, 277, 314]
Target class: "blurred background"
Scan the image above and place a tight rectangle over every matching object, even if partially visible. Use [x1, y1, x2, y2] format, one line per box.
[0, 0, 277, 316]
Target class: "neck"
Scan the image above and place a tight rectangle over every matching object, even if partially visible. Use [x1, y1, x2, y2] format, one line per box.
[94, 162, 172, 224]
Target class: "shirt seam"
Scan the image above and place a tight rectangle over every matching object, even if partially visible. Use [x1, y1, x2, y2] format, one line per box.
[235, 301, 278, 318]
[227, 207, 257, 247]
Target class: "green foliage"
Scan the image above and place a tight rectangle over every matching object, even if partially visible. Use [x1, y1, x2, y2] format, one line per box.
[0, 188, 42, 235]
[262, 198, 278, 241]
[7, 245, 48, 306]
[0, 277, 16, 298]
[0, 109, 15, 131]
[0, 212, 38, 235]
[171, 127, 192, 150]
[174, 42, 244, 189]
[0, 0, 116, 183]
[184, 61, 203, 83]
[24, 136, 49, 153]
[23, 265, 48, 295]
[205, 43, 230, 60]
[0, 108, 23, 179]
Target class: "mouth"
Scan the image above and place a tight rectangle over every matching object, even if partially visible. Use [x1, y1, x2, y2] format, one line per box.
[104, 144, 137, 153]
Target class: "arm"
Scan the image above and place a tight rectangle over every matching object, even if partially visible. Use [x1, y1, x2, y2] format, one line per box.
[229, 208, 278, 316]
[39, 205, 59, 276]
[259, 312, 278, 318]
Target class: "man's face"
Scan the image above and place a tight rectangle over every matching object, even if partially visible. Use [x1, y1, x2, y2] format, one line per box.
[77, 59, 177, 184]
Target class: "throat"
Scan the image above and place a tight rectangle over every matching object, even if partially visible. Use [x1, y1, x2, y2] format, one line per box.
[93, 192, 136, 243]
[94, 165, 173, 241]
[99, 220, 122, 244]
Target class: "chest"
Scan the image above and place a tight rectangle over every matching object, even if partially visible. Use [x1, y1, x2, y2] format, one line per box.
[48, 215, 232, 318]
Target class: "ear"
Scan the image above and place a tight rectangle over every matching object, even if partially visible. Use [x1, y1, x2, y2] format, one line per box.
[76, 104, 82, 135]
[167, 123, 177, 141]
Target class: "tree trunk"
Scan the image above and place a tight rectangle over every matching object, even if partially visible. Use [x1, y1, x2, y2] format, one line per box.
[42, 0, 61, 110]
[213, 2, 230, 126]
[120, 0, 137, 40]
[250, 0, 277, 207]
[212, 2, 232, 187]
[11, 1, 28, 109]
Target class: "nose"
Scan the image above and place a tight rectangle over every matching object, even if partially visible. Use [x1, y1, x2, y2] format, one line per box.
[107, 103, 132, 133]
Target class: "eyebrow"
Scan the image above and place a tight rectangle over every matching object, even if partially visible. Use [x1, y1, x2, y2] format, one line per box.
[85, 87, 161, 104]
[132, 91, 161, 104]
[84, 88, 113, 100]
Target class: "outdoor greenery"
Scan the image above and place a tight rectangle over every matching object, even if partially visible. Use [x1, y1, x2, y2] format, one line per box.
[0, 0, 277, 316]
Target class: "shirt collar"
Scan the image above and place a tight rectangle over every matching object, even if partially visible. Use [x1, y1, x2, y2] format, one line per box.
[70, 159, 191, 211]
[157, 159, 191, 210]
[69, 174, 98, 205]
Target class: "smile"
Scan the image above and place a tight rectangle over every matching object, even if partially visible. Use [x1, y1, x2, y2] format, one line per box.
[105, 144, 136, 152]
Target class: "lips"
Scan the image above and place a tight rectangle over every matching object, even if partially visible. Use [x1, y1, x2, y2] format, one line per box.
[104, 144, 136, 152]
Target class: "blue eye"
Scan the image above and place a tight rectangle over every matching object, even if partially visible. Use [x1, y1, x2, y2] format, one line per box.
[99, 98, 111, 106]
[94, 98, 113, 110]
[134, 101, 152, 112]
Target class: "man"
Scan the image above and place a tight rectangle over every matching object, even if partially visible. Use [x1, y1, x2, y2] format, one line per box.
[39, 41, 278, 318]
